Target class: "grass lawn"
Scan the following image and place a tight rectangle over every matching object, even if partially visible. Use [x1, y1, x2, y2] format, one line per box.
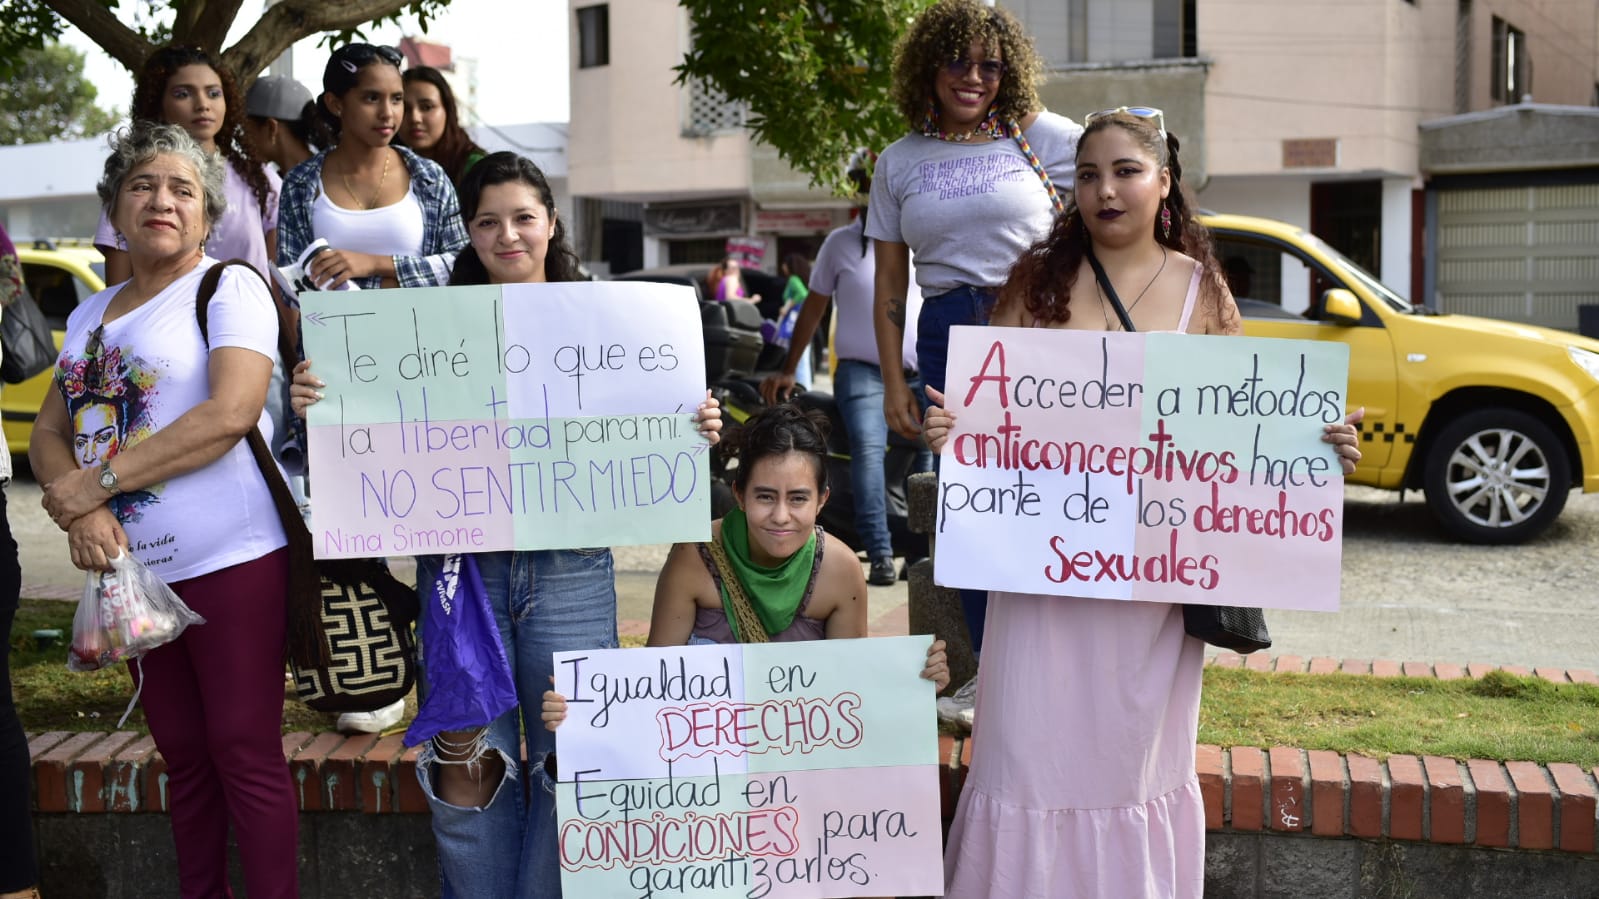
[11, 600, 1599, 766]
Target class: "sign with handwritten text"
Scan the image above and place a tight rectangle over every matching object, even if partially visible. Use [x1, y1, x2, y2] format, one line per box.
[300, 282, 710, 558]
[552, 637, 943, 899]
[935, 326, 1350, 611]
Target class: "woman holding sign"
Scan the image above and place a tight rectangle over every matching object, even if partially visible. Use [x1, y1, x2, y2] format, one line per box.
[293, 151, 721, 899]
[921, 111, 1363, 898]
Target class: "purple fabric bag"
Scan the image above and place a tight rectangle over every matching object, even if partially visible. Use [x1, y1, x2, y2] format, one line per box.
[405, 554, 519, 747]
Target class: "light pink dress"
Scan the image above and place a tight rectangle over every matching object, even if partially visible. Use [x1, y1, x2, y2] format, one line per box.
[944, 265, 1208, 899]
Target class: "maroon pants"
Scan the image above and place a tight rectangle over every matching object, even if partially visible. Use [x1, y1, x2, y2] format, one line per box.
[131, 547, 297, 899]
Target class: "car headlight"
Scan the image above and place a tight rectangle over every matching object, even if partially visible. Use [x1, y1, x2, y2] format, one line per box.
[1569, 347, 1599, 381]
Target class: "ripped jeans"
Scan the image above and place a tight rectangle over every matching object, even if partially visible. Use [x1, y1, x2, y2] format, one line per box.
[414, 549, 618, 899]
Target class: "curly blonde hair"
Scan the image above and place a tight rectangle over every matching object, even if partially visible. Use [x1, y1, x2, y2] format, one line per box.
[889, 0, 1044, 131]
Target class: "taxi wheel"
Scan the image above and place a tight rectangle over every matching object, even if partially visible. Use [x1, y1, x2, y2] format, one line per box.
[1422, 408, 1570, 544]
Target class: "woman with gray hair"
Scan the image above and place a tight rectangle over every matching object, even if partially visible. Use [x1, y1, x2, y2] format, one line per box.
[33, 122, 298, 898]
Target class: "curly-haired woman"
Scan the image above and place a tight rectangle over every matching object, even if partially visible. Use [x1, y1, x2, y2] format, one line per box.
[95, 45, 280, 288]
[866, 0, 1081, 666]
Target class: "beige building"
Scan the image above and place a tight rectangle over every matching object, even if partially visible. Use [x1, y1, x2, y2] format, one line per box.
[566, 0, 846, 276]
[568, 0, 1599, 325]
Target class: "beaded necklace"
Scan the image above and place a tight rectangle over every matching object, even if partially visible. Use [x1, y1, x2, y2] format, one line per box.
[1009, 119, 1065, 215]
[920, 101, 1006, 142]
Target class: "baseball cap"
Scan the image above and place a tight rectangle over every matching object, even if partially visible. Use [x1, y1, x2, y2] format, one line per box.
[246, 75, 314, 121]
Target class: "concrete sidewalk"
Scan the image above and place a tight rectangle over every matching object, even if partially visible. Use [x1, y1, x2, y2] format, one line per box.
[16, 510, 912, 641]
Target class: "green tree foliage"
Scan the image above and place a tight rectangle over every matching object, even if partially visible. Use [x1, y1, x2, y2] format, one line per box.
[0, 0, 456, 92]
[678, 0, 933, 195]
[0, 42, 121, 145]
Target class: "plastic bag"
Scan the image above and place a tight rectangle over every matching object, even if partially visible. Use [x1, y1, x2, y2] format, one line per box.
[69, 551, 205, 673]
[405, 553, 518, 747]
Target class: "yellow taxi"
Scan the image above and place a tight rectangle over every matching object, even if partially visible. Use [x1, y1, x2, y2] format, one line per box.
[1205, 212, 1599, 544]
[5, 240, 106, 454]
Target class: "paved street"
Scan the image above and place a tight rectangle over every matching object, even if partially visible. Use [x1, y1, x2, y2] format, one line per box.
[10, 468, 1597, 672]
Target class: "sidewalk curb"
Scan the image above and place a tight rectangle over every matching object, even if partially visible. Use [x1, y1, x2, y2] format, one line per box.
[30, 655, 1599, 858]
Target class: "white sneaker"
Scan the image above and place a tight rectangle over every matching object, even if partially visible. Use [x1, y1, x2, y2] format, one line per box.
[936, 675, 978, 730]
[334, 698, 406, 735]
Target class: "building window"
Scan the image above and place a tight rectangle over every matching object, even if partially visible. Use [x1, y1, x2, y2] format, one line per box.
[683, 77, 745, 136]
[1048, 0, 1197, 64]
[577, 4, 609, 69]
[1491, 16, 1528, 103]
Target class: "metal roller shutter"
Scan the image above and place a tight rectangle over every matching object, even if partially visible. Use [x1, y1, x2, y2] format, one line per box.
[1434, 182, 1599, 331]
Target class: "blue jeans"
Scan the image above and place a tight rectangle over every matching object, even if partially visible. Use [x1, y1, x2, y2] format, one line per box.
[414, 549, 618, 899]
[836, 359, 934, 561]
[917, 286, 995, 654]
[915, 285, 995, 399]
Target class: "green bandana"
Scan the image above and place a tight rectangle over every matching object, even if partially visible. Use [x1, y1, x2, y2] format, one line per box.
[717, 508, 817, 640]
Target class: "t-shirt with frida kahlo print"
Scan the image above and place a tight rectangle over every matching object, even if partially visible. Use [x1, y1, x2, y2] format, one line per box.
[54, 259, 286, 583]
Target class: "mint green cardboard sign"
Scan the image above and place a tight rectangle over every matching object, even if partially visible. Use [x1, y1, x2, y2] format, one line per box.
[300, 281, 711, 558]
[551, 637, 944, 898]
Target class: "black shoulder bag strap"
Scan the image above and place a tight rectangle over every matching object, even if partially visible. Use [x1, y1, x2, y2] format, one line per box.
[1086, 250, 1137, 333]
[195, 260, 330, 667]
[1077, 253, 1271, 653]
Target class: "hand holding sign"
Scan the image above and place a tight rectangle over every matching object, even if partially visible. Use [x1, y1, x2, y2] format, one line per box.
[299, 281, 712, 558]
[933, 326, 1352, 612]
[550, 638, 944, 899]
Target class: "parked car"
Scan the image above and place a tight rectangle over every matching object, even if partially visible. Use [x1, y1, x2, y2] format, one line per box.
[6, 240, 106, 454]
[1206, 212, 1599, 543]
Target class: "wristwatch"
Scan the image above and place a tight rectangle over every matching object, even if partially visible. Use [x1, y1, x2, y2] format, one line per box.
[98, 460, 123, 495]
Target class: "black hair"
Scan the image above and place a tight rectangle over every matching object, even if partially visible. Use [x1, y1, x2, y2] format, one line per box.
[448, 151, 584, 285]
[1000, 113, 1228, 328]
[317, 43, 403, 139]
[721, 404, 831, 494]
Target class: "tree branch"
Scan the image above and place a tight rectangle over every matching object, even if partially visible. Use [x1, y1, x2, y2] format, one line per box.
[183, 0, 249, 53]
[222, 0, 421, 88]
[43, 0, 152, 71]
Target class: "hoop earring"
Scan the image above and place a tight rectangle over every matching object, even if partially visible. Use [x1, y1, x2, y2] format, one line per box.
[1160, 203, 1172, 240]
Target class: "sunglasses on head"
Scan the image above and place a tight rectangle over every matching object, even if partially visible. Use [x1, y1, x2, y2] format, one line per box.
[84, 324, 108, 388]
[336, 43, 403, 73]
[944, 57, 1005, 84]
[1084, 106, 1167, 140]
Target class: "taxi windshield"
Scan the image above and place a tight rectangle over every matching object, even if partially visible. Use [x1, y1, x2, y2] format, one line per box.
[1301, 232, 1416, 314]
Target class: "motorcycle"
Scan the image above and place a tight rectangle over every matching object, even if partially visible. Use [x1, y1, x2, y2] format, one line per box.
[710, 376, 930, 566]
[613, 264, 929, 563]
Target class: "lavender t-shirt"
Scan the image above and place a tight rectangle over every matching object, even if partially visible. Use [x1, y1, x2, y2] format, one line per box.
[809, 218, 922, 370]
[97, 160, 281, 284]
[866, 111, 1081, 295]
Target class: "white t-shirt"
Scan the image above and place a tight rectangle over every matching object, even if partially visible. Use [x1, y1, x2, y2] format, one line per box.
[311, 186, 427, 259]
[866, 111, 1082, 295]
[56, 259, 287, 582]
[809, 217, 922, 370]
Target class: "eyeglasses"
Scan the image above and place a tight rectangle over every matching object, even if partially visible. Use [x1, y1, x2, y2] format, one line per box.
[335, 43, 403, 73]
[944, 58, 1006, 84]
[85, 324, 107, 388]
[1084, 106, 1167, 140]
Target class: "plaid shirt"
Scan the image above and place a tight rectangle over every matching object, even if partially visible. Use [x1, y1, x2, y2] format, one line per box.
[276, 145, 467, 289]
